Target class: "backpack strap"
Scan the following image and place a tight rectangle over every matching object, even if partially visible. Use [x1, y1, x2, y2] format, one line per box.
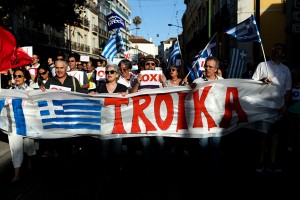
[72, 76, 76, 91]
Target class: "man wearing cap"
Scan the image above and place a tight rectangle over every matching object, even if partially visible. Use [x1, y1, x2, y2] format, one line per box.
[128, 55, 167, 172]
[130, 55, 166, 93]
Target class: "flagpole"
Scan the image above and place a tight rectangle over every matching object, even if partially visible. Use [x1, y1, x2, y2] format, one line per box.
[185, 32, 217, 79]
[260, 43, 269, 76]
[176, 37, 184, 75]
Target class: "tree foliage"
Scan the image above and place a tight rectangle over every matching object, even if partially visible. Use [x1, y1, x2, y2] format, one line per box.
[133, 16, 142, 28]
[0, 0, 85, 31]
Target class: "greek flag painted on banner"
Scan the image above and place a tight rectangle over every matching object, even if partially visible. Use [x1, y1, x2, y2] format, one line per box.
[225, 15, 262, 43]
[102, 29, 124, 62]
[227, 48, 247, 78]
[38, 99, 102, 130]
[167, 40, 180, 68]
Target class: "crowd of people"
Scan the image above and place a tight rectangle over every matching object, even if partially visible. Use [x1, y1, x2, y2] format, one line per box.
[1, 43, 300, 184]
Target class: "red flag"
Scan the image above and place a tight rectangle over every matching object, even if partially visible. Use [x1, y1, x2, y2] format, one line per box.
[0, 26, 32, 71]
[0, 26, 16, 71]
[11, 47, 33, 68]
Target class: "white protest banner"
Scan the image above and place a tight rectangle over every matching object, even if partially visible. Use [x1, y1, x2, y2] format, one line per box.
[67, 71, 84, 85]
[0, 79, 281, 139]
[80, 56, 90, 62]
[140, 70, 163, 86]
[49, 85, 72, 91]
[21, 46, 33, 57]
[96, 67, 106, 80]
[27, 67, 38, 77]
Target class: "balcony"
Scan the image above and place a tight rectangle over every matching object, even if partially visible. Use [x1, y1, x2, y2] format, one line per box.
[92, 24, 98, 35]
[81, 18, 90, 30]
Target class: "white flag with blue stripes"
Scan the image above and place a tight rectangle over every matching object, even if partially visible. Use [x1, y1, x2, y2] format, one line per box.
[102, 29, 124, 62]
[167, 40, 180, 68]
[225, 14, 262, 43]
[227, 48, 247, 78]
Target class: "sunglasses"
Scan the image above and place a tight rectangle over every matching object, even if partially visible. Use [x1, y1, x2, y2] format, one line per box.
[14, 75, 24, 78]
[169, 68, 177, 72]
[146, 62, 156, 66]
[68, 60, 75, 62]
[105, 70, 117, 75]
[121, 68, 129, 72]
[39, 71, 47, 75]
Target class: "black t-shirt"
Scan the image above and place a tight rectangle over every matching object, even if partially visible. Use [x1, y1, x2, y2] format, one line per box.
[44, 75, 82, 93]
[97, 82, 128, 94]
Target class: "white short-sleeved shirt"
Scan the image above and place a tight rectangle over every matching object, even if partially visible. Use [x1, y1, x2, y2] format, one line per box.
[252, 60, 292, 107]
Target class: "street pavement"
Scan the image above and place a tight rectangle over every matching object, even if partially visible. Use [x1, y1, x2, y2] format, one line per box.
[1, 129, 300, 200]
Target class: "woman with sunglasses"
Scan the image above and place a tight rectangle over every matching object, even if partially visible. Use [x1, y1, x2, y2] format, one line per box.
[117, 59, 137, 91]
[30, 65, 53, 89]
[9, 68, 37, 183]
[165, 65, 188, 86]
[93, 64, 128, 94]
[90, 64, 128, 179]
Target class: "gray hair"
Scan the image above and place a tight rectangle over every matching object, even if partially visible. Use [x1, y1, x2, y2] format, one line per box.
[55, 60, 68, 68]
[105, 63, 120, 74]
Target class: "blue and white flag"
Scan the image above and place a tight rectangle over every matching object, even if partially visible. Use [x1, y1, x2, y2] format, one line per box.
[106, 12, 126, 32]
[227, 48, 247, 78]
[187, 33, 216, 81]
[187, 51, 203, 81]
[199, 36, 216, 68]
[225, 14, 262, 43]
[167, 40, 181, 68]
[102, 29, 124, 62]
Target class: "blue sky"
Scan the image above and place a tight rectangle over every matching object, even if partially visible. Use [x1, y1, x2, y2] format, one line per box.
[127, 0, 186, 46]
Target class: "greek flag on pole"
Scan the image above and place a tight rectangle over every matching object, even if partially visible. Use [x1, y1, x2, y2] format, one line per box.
[187, 51, 203, 81]
[225, 14, 262, 43]
[187, 35, 216, 81]
[38, 99, 102, 130]
[102, 29, 124, 62]
[167, 40, 180, 68]
[227, 48, 247, 78]
[199, 36, 216, 67]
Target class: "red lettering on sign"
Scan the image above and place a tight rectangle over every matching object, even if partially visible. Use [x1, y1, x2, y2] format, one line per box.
[97, 70, 105, 77]
[219, 87, 248, 128]
[177, 92, 188, 131]
[193, 86, 217, 130]
[149, 74, 158, 81]
[154, 94, 173, 130]
[105, 98, 129, 134]
[131, 95, 157, 133]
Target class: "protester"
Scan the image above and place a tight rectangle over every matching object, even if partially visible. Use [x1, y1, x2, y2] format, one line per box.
[9, 68, 37, 183]
[191, 56, 224, 177]
[89, 63, 128, 178]
[165, 65, 188, 86]
[129, 55, 167, 172]
[40, 60, 81, 92]
[48, 56, 56, 76]
[117, 59, 137, 90]
[67, 54, 89, 93]
[251, 43, 292, 174]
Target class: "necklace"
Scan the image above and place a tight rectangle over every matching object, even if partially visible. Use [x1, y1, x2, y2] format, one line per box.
[171, 79, 178, 83]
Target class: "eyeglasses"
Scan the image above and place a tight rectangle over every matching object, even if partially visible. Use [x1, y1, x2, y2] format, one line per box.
[146, 62, 156, 66]
[13, 75, 24, 78]
[105, 70, 117, 75]
[39, 71, 47, 75]
[68, 60, 75, 62]
[169, 68, 176, 72]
